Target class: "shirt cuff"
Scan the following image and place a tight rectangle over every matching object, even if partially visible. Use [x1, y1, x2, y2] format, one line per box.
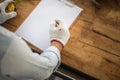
[41, 46, 61, 72]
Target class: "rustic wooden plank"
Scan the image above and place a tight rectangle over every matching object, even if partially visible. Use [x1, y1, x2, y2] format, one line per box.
[91, 0, 120, 42]
[61, 14, 120, 80]
[79, 27, 120, 57]
[92, 16, 120, 42]
[62, 38, 120, 80]
[70, 18, 120, 57]
[74, 0, 96, 20]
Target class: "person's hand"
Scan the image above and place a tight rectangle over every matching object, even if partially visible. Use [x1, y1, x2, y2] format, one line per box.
[0, 0, 17, 24]
[49, 19, 70, 47]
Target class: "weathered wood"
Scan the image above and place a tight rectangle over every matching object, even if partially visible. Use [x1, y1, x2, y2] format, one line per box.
[92, 1, 120, 42]
[61, 16, 120, 79]
[62, 39, 120, 80]
[69, 18, 120, 57]
[61, 0, 120, 80]
[92, 18, 120, 42]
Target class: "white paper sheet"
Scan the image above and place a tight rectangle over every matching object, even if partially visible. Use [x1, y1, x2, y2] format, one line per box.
[15, 0, 83, 50]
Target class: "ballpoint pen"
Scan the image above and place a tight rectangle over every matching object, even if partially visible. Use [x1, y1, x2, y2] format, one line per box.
[55, 20, 62, 31]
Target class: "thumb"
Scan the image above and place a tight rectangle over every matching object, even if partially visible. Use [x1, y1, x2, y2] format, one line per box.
[5, 11, 17, 20]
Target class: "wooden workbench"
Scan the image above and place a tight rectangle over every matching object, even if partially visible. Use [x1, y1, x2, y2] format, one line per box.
[1, 0, 120, 80]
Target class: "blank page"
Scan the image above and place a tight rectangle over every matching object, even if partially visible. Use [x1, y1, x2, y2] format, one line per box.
[15, 0, 83, 50]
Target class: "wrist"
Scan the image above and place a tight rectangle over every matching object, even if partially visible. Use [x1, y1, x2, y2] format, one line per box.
[51, 40, 64, 52]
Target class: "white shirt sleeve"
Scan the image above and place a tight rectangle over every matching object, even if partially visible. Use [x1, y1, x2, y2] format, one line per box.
[41, 46, 61, 72]
[0, 27, 61, 80]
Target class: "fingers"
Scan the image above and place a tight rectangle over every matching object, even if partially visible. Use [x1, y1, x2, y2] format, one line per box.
[55, 19, 65, 28]
[50, 19, 67, 31]
[55, 20, 62, 31]
[55, 20, 59, 27]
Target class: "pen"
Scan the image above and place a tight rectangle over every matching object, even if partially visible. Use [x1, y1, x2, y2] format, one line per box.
[55, 20, 61, 31]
